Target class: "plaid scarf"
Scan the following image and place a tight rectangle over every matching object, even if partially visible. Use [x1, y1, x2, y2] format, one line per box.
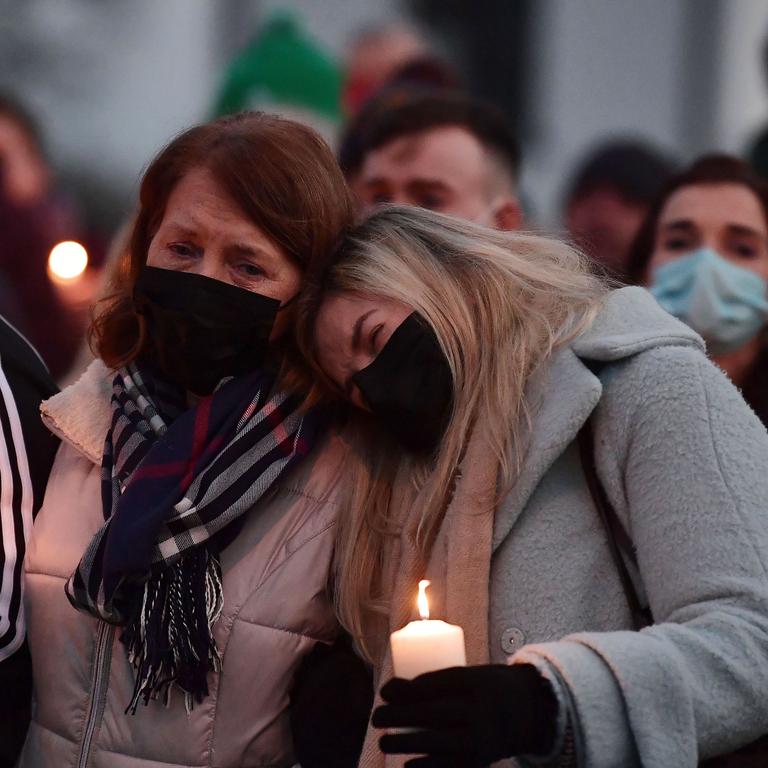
[66, 364, 320, 712]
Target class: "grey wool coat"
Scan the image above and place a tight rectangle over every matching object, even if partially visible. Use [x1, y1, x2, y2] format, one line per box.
[489, 287, 768, 767]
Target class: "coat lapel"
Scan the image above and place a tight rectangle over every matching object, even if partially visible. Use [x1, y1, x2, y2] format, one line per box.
[492, 346, 602, 551]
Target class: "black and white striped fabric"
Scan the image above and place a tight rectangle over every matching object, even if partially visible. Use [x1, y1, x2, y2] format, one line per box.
[0, 361, 32, 664]
[66, 363, 322, 711]
[0, 316, 57, 663]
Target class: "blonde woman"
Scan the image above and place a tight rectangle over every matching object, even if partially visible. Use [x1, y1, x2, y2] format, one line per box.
[297, 205, 768, 767]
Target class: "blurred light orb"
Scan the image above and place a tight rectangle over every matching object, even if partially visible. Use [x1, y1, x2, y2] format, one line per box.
[48, 240, 88, 282]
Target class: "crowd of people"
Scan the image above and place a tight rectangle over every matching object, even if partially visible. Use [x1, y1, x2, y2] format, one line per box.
[2, 18, 768, 768]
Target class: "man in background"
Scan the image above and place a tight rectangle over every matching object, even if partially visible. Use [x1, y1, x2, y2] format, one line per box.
[342, 91, 522, 230]
[0, 317, 58, 767]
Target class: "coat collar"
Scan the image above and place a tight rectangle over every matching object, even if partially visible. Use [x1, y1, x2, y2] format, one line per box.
[492, 287, 704, 551]
[41, 359, 113, 465]
[492, 346, 602, 550]
[571, 286, 703, 361]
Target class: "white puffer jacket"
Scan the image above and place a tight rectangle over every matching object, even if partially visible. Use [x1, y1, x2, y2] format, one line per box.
[19, 360, 345, 768]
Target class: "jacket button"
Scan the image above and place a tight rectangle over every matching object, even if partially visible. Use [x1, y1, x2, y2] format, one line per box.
[501, 627, 526, 655]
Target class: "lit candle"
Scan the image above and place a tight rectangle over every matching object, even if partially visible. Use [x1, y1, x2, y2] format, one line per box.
[390, 580, 466, 679]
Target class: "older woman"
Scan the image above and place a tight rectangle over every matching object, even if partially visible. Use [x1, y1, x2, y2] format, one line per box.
[19, 112, 355, 767]
[298, 205, 768, 767]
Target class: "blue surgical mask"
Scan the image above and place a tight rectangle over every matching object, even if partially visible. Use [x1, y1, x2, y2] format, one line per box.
[650, 247, 768, 355]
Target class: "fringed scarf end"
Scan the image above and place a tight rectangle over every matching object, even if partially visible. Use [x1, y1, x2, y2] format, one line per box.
[121, 548, 224, 715]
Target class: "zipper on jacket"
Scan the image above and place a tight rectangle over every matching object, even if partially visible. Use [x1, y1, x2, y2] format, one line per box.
[76, 621, 115, 768]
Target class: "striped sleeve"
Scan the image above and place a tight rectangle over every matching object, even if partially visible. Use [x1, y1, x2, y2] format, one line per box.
[0, 355, 34, 661]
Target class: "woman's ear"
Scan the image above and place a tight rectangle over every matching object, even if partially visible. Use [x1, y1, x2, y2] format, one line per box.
[493, 198, 523, 231]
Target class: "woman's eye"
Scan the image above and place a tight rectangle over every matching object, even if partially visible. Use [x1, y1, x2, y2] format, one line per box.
[662, 237, 692, 251]
[734, 245, 757, 259]
[370, 323, 383, 353]
[168, 242, 196, 258]
[238, 262, 265, 277]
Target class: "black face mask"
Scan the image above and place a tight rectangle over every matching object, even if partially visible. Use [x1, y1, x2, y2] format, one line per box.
[133, 266, 284, 395]
[352, 313, 453, 454]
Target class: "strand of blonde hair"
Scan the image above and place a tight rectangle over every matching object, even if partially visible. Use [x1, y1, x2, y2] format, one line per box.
[300, 206, 609, 661]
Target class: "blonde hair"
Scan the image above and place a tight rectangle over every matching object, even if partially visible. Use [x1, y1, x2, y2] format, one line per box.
[298, 205, 609, 660]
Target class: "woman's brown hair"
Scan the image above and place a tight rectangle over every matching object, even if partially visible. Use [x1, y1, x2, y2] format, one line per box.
[91, 111, 354, 370]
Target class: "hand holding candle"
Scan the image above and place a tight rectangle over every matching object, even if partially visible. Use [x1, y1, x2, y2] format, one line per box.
[377, 581, 556, 763]
[389, 580, 466, 679]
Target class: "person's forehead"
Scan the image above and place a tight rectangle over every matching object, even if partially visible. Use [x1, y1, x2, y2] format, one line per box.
[314, 295, 364, 376]
[660, 184, 768, 234]
[570, 185, 639, 209]
[362, 126, 490, 185]
[348, 29, 424, 71]
[160, 168, 278, 244]
[317, 292, 372, 328]
[164, 167, 236, 217]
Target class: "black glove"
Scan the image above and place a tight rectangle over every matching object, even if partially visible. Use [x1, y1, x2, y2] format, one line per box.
[372, 663, 558, 767]
[290, 634, 374, 768]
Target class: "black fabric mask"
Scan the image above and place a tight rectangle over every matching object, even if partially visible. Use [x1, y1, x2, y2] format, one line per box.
[133, 266, 283, 396]
[352, 313, 453, 454]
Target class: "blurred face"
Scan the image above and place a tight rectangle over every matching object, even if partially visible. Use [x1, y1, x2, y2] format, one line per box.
[647, 183, 768, 281]
[566, 186, 647, 275]
[358, 126, 520, 228]
[0, 114, 49, 205]
[343, 28, 425, 115]
[146, 167, 302, 338]
[314, 292, 412, 409]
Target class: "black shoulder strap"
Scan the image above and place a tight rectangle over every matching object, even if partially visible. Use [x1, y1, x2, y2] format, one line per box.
[577, 416, 652, 630]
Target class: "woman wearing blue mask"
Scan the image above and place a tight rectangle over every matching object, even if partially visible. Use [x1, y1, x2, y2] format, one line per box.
[628, 155, 768, 424]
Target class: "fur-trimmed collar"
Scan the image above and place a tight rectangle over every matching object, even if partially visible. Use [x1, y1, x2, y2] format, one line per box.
[41, 359, 113, 465]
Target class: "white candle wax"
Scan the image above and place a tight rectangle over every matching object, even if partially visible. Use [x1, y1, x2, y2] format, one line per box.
[390, 618, 466, 679]
[389, 580, 467, 679]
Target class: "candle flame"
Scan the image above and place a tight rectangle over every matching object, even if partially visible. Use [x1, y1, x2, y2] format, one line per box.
[417, 579, 431, 620]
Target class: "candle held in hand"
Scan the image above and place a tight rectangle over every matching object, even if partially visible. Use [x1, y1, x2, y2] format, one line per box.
[390, 580, 466, 680]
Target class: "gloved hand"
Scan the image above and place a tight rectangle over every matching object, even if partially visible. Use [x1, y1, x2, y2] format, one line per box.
[290, 635, 374, 768]
[372, 663, 558, 767]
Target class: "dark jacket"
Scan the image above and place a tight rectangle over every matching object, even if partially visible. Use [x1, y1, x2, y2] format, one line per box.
[0, 316, 58, 768]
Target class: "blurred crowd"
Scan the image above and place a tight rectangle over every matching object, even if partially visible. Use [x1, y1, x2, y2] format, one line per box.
[3, 10, 768, 404]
